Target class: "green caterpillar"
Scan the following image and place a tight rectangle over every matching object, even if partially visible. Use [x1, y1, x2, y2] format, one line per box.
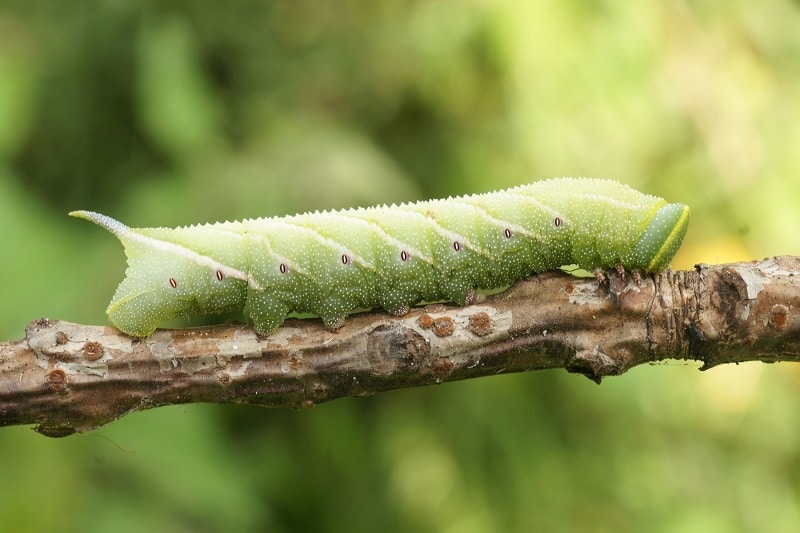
[71, 178, 690, 337]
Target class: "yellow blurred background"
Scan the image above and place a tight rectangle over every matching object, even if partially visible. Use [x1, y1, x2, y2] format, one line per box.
[2, 2, 800, 531]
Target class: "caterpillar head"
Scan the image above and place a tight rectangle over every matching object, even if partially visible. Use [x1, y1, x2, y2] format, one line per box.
[633, 203, 691, 273]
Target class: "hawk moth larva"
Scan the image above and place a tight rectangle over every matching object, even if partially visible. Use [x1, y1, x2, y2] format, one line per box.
[70, 177, 690, 337]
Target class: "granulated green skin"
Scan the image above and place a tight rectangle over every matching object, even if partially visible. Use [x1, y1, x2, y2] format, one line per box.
[71, 178, 690, 336]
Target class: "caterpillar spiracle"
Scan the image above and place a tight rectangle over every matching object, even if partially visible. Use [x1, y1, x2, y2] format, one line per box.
[70, 178, 690, 337]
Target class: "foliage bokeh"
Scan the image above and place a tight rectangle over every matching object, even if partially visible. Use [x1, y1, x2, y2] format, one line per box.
[2, 1, 800, 531]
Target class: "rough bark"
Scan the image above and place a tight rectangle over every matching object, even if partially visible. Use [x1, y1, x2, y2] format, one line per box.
[1, 257, 799, 437]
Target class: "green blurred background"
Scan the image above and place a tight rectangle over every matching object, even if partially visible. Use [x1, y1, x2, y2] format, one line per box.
[2, 1, 800, 531]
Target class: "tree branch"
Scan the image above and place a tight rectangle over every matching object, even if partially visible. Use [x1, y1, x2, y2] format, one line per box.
[2, 257, 799, 437]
